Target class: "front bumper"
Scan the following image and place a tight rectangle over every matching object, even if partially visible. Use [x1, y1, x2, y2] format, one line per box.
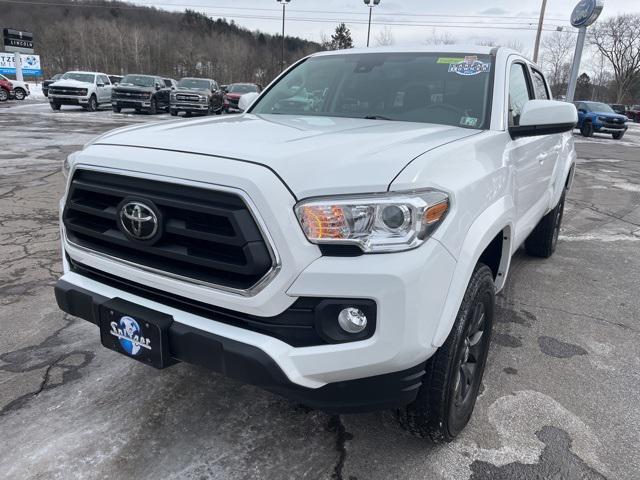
[171, 101, 209, 112]
[55, 278, 426, 413]
[50, 95, 90, 105]
[113, 99, 151, 109]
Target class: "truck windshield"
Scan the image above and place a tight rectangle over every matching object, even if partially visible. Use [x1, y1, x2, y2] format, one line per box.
[585, 102, 614, 113]
[62, 73, 96, 83]
[120, 75, 156, 87]
[228, 84, 257, 94]
[177, 79, 210, 90]
[251, 52, 494, 129]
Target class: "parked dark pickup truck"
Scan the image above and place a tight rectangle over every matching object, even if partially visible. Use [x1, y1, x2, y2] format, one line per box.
[43, 73, 62, 97]
[170, 77, 223, 116]
[112, 74, 171, 114]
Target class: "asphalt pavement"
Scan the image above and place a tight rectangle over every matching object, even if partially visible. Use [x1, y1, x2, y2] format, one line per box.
[1, 100, 639, 480]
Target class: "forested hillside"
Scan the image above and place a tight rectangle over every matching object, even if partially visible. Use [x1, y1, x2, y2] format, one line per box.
[2, 0, 322, 83]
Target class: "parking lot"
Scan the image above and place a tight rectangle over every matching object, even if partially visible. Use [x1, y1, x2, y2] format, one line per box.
[1, 100, 639, 479]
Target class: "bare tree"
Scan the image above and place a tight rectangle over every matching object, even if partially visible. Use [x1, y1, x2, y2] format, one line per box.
[375, 27, 395, 47]
[424, 29, 457, 46]
[590, 14, 640, 102]
[539, 31, 574, 96]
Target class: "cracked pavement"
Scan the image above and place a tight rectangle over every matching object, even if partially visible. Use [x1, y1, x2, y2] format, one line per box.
[1, 101, 639, 479]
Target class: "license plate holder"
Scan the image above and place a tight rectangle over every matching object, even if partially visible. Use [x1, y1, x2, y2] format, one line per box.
[99, 298, 173, 369]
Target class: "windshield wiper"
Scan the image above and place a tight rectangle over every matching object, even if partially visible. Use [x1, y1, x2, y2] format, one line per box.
[363, 114, 395, 121]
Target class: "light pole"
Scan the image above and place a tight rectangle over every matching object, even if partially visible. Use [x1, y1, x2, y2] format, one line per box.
[364, 0, 380, 47]
[533, 0, 548, 63]
[277, 0, 291, 70]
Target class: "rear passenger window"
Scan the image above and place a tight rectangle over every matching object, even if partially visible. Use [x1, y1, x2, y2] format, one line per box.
[530, 69, 550, 100]
[508, 63, 532, 127]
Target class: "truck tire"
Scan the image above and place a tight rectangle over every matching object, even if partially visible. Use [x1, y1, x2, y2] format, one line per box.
[398, 263, 495, 442]
[170, 109, 178, 117]
[86, 95, 98, 112]
[525, 191, 566, 258]
[50, 102, 61, 111]
[148, 98, 157, 115]
[13, 88, 26, 100]
[112, 105, 121, 113]
[580, 121, 593, 137]
[0, 89, 7, 102]
[612, 131, 625, 140]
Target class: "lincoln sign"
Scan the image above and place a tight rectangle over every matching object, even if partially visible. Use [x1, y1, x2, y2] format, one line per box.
[3, 28, 34, 54]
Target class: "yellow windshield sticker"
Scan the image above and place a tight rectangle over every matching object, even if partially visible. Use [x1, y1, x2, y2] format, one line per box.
[437, 57, 464, 64]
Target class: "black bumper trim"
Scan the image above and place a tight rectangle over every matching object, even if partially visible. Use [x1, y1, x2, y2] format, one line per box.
[54, 279, 424, 413]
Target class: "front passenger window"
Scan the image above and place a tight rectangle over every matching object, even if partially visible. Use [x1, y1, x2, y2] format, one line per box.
[508, 63, 532, 127]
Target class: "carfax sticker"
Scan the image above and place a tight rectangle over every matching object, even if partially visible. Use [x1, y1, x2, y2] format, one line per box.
[448, 56, 491, 76]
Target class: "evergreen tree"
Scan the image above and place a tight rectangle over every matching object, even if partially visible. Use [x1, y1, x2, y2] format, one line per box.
[328, 23, 354, 50]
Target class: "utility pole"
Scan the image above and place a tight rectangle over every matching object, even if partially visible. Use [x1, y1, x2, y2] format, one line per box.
[364, 0, 380, 47]
[533, 0, 547, 63]
[277, 0, 291, 70]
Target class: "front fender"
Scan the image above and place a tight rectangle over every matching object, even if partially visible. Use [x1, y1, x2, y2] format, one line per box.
[432, 195, 515, 348]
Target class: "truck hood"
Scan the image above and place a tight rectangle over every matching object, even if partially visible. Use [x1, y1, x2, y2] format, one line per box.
[91, 114, 480, 198]
[592, 111, 628, 121]
[50, 79, 93, 88]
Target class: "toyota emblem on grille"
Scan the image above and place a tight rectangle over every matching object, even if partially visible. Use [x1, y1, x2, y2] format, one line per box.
[119, 201, 159, 241]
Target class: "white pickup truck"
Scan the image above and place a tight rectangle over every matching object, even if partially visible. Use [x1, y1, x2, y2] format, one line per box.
[48, 71, 113, 111]
[55, 46, 577, 441]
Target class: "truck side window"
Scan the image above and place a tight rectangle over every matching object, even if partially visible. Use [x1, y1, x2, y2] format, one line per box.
[100, 75, 110, 85]
[508, 63, 532, 127]
[530, 69, 550, 100]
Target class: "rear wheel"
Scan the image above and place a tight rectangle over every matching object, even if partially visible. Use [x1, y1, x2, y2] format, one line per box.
[398, 264, 495, 442]
[612, 131, 625, 140]
[525, 191, 566, 258]
[13, 88, 26, 100]
[580, 122, 593, 137]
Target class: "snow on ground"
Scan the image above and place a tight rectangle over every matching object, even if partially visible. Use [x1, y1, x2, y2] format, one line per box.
[26, 82, 46, 100]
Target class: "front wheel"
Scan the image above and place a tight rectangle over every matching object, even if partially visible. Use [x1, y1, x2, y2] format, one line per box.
[580, 122, 593, 137]
[398, 264, 495, 442]
[112, 105, 121, 113]
[612, 131, 625, 140]
[525, 191, 566, 258]
[86, 95, 98, 112]
[50, 102, 61, 111]
[14, 88, 26, 100]
[0, 89, 8, 102]
[148, 98, 157, 115]
[170, 109, 178, 117]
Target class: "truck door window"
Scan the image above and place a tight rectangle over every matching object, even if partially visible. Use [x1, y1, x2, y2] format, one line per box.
[508, 63, 532, 127]
[530, 69, 550, 100]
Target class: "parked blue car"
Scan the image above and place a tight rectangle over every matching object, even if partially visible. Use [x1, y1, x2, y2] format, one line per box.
[573, 101, 628, 140]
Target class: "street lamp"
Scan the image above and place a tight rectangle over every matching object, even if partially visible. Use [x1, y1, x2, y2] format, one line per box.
[277, 0, 291, 69]
[364, 0, 381, 47]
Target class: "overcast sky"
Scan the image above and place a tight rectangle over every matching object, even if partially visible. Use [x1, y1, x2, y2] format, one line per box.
[134, 0, 639, 53]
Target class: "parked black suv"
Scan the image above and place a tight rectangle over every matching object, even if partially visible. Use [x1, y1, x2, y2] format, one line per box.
[42, 73, 62, 97]
[170, 77, 224, 116]
[112, 74, 170, 114]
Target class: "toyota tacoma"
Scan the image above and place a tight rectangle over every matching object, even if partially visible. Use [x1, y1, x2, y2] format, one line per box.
[55, 47, 577, 441]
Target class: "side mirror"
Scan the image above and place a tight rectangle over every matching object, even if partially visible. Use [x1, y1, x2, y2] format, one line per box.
[155, 84, 161, 91]
[238, 92, 260, 112]
[578, 108, 587, 113]
[171, 86, 176, 90]
[509, 100, 577, 139]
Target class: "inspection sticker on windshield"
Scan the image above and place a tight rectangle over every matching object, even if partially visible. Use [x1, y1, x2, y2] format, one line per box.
[448, 56, 491, 76]
[460, 116, 478, 127]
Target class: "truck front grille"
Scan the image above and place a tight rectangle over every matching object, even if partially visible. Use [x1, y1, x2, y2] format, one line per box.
[176, 93, 201, 102]
[113, 89, 149, 100]
[63, 169, 275, 292]
[49, 86, 85, 96]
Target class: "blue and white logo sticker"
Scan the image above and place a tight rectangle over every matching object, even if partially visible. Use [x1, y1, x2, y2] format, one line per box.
[448, 56, 491, 76]
[110, 316, 151, 356]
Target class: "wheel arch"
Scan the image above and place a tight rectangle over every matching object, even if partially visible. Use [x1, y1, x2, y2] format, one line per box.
[432, 196, 515, 348]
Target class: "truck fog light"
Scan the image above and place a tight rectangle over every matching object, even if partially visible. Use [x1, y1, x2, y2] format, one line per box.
[338, 307, 367, 333]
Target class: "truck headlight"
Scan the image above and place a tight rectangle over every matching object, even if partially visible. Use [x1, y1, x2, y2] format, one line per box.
[294, 190, 449, 253]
